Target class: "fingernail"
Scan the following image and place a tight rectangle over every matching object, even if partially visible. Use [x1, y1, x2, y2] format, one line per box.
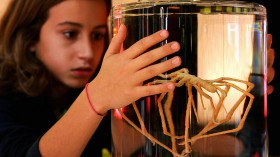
[160, 30, 168, 38]
[171, 42, 179, 50]
[118, 24, 125, 33]
[172, 56, 181, 65]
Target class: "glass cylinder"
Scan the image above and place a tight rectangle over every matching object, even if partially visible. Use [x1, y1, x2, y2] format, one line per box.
[111, 1, 268, 156]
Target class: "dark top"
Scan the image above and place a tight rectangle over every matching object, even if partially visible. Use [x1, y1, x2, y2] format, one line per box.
[0, 95, 111, 157]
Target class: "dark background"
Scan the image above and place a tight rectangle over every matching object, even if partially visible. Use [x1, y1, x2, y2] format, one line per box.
[250, 0, 280, 156]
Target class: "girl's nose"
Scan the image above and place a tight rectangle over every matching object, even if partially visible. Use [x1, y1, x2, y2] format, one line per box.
[77, 38, 95, 60]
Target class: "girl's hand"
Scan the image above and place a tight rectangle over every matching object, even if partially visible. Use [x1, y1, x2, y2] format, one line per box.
[267, 34, 275, 95]
[90, 24, 181, 113]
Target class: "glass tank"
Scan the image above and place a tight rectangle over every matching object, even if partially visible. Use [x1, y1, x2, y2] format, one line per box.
[110, 1, 268, 156]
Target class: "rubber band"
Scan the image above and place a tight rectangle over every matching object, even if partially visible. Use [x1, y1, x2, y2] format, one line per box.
[85, 83, 107, 116]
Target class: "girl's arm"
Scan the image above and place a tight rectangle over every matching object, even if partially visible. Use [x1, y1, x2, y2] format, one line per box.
[39, 24, 181, 157]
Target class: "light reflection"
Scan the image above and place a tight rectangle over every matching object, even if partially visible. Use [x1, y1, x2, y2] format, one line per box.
[197, 14, 254, 124]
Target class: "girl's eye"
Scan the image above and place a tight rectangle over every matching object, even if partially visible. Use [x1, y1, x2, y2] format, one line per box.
[92, 32, 105, 41]
[63, 30, 78, 39]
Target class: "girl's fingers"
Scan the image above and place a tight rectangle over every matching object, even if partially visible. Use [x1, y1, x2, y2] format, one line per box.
[267, 85, 274, 95]
[267, 37, 275, 84]
[267, 48, 275, 68]
[105, 24, 127, 57]
[134, 82, 176, 98]
[123, 29, 169, 59]
[266, 34, 275, 95]
[131, 41, 180, 70]
[267, 34, 272, 49]
[267, 66, 275, 84]
[133, 56, 181, 83]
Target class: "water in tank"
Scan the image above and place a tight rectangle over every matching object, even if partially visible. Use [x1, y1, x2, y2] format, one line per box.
[110, 1, 268, 156]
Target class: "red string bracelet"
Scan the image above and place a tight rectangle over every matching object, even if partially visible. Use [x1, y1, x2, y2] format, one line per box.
[85, 83, 107, 117]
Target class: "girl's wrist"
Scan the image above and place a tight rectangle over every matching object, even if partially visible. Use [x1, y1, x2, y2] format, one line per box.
[85, 83, 107, 117]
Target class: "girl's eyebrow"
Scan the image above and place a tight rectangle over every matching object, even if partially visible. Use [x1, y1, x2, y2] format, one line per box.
[57, 21, 108, 30]
[58, 21, 82, 27]
[94, 25, 108, 30]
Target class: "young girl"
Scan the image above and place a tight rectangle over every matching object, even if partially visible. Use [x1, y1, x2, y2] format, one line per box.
[0, 0, 181, 156]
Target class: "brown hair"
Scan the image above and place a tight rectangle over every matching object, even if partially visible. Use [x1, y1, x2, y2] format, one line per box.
[0, 0, 112, 97]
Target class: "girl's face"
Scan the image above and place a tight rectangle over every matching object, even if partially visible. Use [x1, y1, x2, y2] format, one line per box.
[34, 0, 108, 88]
